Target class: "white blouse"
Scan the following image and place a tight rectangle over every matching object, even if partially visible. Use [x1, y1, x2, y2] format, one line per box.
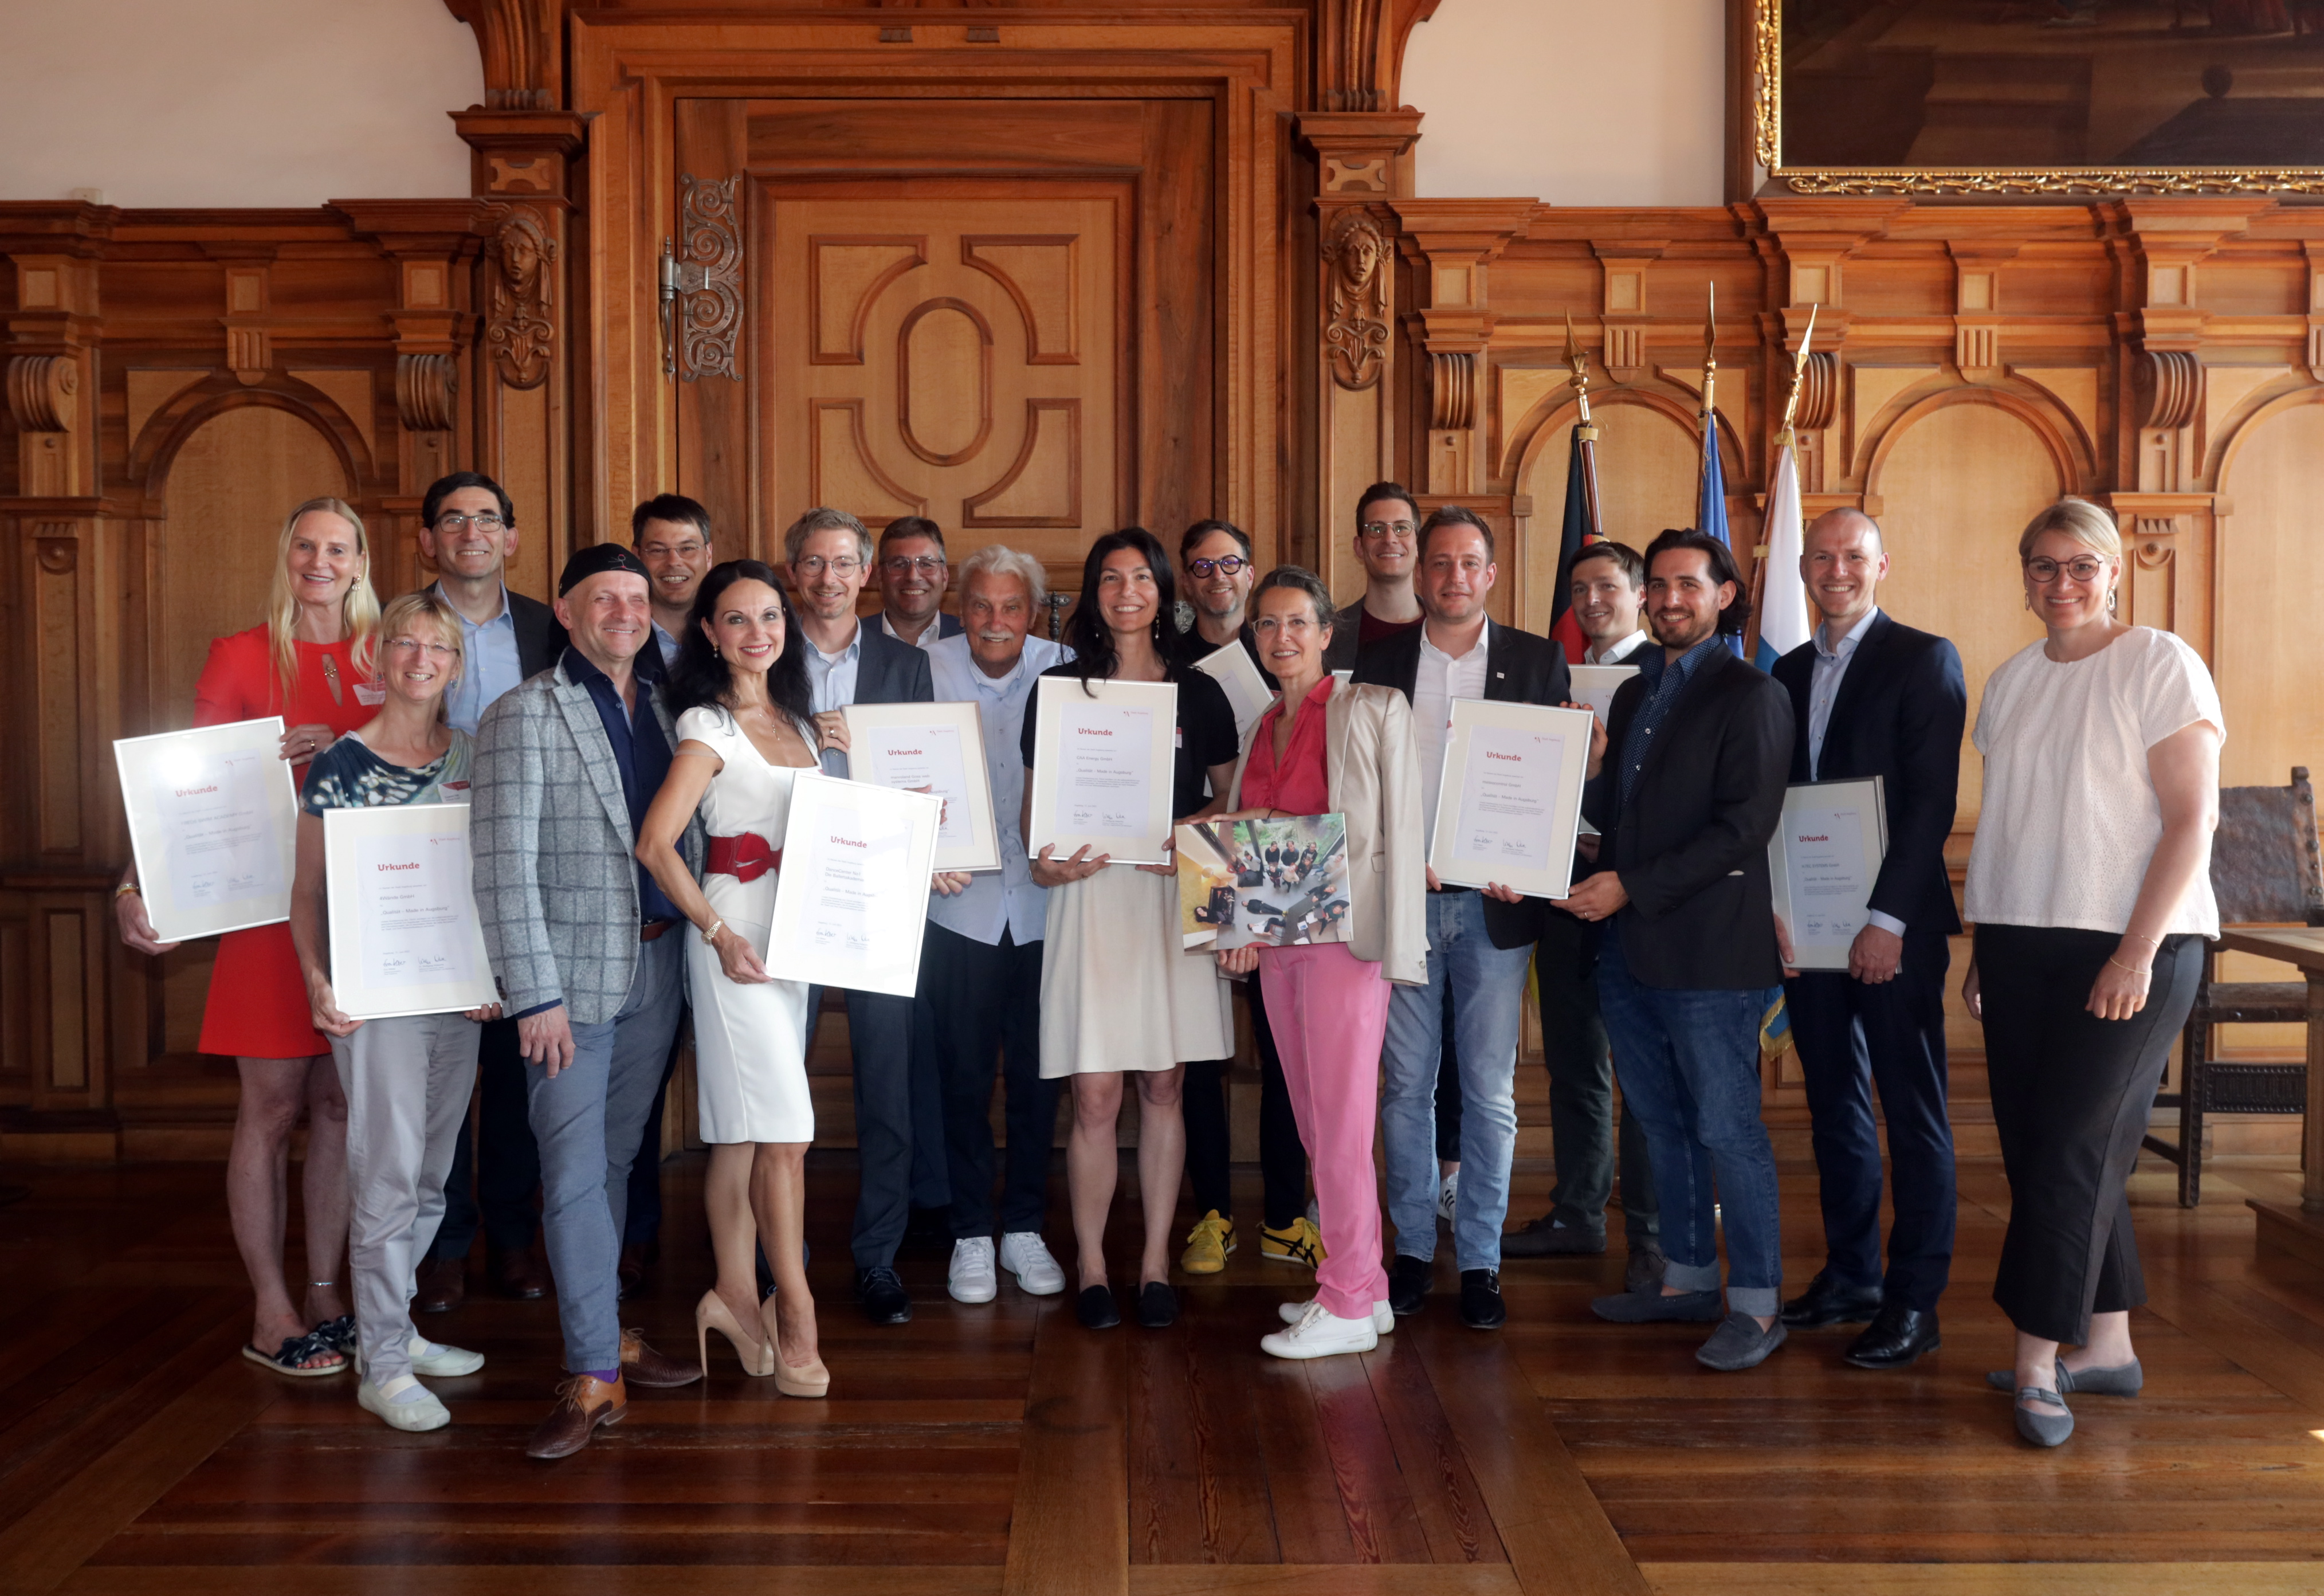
[1963, 626, 2223, 937]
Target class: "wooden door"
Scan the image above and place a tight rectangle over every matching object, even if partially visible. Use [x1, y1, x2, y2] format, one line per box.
[674, 97, 1215, 591]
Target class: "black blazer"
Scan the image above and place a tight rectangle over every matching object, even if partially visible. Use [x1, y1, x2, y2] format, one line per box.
[885, 612, 964, 645]
[1355, 620, 1573, 948]
[1769, 611, 1965, 939]
[853, 620, 936, 708]
[1584, 645, 1793, 989]
[510, 590, 568, 678]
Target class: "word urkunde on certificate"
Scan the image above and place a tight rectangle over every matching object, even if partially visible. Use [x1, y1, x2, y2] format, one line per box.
[873, 724, 972, 851]
[159, 746, 285, 908]
[1781, 804, 1871, 947]
[1454, 724, 1564, 872]
[357, 829, 477, 989]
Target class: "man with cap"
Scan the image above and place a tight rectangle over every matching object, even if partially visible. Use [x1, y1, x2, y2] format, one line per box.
[472, 542, 704, 1460]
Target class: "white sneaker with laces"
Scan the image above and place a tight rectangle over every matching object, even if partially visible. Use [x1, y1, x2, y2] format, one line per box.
[357, 1372, 450, 1432]
[949, 1236, 999, 1304]
[999, 1231, 1066, 1296]
[1277, 1298, 1393, 1334]
[1438, 1168, 1461, 1226]
[1261, 1300, 1380, 1360]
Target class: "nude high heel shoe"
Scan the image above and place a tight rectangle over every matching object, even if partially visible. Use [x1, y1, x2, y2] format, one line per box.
[696, 1290, 776, 1377]
[761, 1293, 829, 1398]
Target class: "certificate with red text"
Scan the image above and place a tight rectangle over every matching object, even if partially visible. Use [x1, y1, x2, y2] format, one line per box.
[764, 771, 943, 998]
[1025, 677, 1178, 866]
[1769, 777, 1889, 971]
[843, 700, 1000, 873]
[324, 802, 497, 1019]
[114, 717, 299, 942]
[1427, 700, 1594, 899]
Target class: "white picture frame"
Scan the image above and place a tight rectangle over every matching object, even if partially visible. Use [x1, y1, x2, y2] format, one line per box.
[764, 771, 943, 998]
[113, 717, 300, 943]
[842, 700, 1002, 873]
[1427, 699, 1595, 899]
[1024, 676, 1179, 866]
[1191, 639, 1274, 742]
[323, 802, 499, 1020]
[1769, 776, 1890, 972]
[1569, 664, 1640, 726]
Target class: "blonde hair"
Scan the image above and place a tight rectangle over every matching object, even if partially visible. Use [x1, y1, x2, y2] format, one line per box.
[956, 542, 1048, 610]
[375, 590, 465, 723]
[2015, 496, 2122, 563]
[266, 497, 379, 700]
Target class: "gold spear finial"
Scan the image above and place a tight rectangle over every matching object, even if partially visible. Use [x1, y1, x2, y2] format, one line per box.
[1564, 312, 1594, 430]
[1776, 303, 1819, 446]
[1701, 283, 1717, 421]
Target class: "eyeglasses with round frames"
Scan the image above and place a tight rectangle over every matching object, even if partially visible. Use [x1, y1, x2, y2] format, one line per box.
[1359, 520, 1417, 541]
[793, 555, 865, 578]
[1187, 555, 1250, 578]
[385, 637, 457, 660]
[433, 512, 506, 534]
[2024, 555, 2105, 584]
[882, 555, 946, 575]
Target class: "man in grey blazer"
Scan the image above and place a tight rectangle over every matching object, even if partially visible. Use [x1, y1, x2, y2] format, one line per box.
[787, 506, 945, 1326]
[473, 543, 703, 1460]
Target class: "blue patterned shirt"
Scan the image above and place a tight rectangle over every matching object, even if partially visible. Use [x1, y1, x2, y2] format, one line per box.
[1617, 634, 1727, 813]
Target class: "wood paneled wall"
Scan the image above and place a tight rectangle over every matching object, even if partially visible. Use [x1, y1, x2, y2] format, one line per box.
[5, 0, 2321, 1154]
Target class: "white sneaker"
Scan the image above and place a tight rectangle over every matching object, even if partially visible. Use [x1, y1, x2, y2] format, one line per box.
[1261, 1300, 1380, 1360]
[949, 1237, 999, 1304]
[1277, 1298, 1393, 1335]
[409, 1335, 484, 1377]
[1438, 1168, 1461, 1226]
[999, 1231, 1066, 1296]
[357, 1373, 450, 1432]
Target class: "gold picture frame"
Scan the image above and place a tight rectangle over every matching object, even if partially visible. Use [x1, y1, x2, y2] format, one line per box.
[1750, 0, 2324, 196]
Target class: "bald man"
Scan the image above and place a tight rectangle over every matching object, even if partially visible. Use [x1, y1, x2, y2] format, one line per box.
[1769, 508, 1965, 1371]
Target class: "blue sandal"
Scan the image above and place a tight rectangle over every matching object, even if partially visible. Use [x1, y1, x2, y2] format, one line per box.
[242, 1327, 348, 1378]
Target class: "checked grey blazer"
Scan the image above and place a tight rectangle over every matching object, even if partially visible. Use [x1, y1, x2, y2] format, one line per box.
[471, 655, 702, 1025]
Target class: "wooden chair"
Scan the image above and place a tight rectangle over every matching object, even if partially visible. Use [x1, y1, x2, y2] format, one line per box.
[2145, 767, 2324, 1206]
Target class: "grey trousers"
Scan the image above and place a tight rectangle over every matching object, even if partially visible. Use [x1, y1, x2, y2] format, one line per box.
[527, 931, 686, 1372]
[330, 1012, 482, 1387]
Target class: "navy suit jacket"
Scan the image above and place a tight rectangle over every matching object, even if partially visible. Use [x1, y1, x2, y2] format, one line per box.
[1769, 611, 1966, 939]
[854, 620, 936, 707]
[1355, 619, 1572, 948]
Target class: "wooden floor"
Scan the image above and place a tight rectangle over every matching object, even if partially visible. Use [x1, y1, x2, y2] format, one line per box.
[3, 1151, 2323, 1595]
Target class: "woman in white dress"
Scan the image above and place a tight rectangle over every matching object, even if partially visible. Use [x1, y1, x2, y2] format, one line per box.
[637, 559, 830, 1397]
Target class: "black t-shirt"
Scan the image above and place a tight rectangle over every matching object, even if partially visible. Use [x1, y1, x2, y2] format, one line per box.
[1019, 661, 1239, 822]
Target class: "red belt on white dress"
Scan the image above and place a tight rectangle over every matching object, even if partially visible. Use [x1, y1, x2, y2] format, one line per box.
[705, 832, 780, 883]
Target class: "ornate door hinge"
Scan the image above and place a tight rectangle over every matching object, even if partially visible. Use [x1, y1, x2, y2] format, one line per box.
[660, 174, 743, 381]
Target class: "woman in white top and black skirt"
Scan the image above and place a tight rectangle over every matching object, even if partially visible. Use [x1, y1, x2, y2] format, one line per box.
[1961, 497, 2221, 1448]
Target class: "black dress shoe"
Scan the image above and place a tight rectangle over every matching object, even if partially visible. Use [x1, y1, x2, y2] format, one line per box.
[1387, 1254, 1432, 1317]
[1077, 1283, 1120, 1330]
[1135, 1281, 1179, 1328]
[1779, 1270, 1884, 1328]
[1500, 1216, 1607, 1259]
[1843, 1303, 1940, 1369]
[1458, 1268, 1506, 1330]
[489, 1245, 549, 1301]
[854, 1265, 913, 1325]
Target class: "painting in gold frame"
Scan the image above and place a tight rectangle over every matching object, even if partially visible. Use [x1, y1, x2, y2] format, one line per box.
[1751, 0, 2324, 194]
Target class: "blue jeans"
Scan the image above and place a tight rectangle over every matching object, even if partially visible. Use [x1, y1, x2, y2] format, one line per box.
[1595, 927, 1784, 1317]
[1380, 891, 1532, 1270]
[527, 930, 686, 1372]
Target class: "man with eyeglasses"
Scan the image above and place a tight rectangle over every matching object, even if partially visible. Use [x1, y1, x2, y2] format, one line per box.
[1321, 480, 1427, 675]
[631, 494, 714, 669]
[876, 516, 965, 650]
[786, 505, 949, 1326]
[411, 470, 567, 1314]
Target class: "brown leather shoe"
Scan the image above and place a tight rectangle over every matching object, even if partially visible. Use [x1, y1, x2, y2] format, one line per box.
[525, 1373, 626, 1460]
[415, 1254, 467, 1315]
[619, 1326, 702, 1388]
[617, 1240, 656, 1301]
[490, 1245, 549, 1301]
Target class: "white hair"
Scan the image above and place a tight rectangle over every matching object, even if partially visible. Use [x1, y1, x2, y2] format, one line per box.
[956, 543, 1047, 609]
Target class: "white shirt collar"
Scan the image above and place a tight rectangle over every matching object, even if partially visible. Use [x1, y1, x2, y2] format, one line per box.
[811, 620, 862, 666]
[1419, 617, 1489, 664]
[1585, 628, 1648, 665]
[1815, 606, 1881, 662]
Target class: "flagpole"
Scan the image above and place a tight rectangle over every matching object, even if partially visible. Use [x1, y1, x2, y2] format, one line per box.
[1745, 305, 1817, 659]
[1564, 314, 1601, 539]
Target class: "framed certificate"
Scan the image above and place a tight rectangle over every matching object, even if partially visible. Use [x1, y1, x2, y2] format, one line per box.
[1427, 699, 1595, 899]
[113, 717, 300, 942]
[1025, 676, 1178, 866]
[1769, 777, 1890, 972]
[323, 802, 498, 1020]
[764, 771, 943, 998]
[1569, 664, 1639, 725]
[842, 700, 1001, 873]
[1191, 640, 1273, 742]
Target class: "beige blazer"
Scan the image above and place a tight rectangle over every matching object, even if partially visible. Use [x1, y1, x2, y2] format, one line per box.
[1226, 680, 1428, 986]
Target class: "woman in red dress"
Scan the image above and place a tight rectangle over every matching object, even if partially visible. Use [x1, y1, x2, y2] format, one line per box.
[115, 496, 382, 1374]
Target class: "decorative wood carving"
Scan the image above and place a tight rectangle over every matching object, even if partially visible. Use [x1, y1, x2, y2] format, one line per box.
[1322, 208, 1391, 390]
[484, 207, 556, 390]
[2140, 350, 2202, 431]
[442, 0, 559, 111]
[808, 237, 928, 366]
[6, 356, 76, 432]
[1795, 350, 1838, 432]
[1430, 351, 1475, 432]
[665, 175, 743, 383]
[896, 297, 996, 468]
[396, 353, 458, 432]
[1316, 0, 1443, 112]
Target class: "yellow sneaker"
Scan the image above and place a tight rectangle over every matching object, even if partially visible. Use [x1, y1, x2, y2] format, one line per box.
[1180, 1210, 1236, 1275]
[1259, 1215, 1327, 1270]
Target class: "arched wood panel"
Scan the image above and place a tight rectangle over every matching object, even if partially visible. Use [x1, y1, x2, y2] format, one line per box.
[2215, 397, 2324, 790]
[152, 404, 352, 1054]
[1514, 397, 1703, 636]
[1868, 401, 2056, 830]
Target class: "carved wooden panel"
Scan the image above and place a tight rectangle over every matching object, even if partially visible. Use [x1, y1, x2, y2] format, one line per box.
[767, 190, 1124, 566]
[2215, 398, 2324, 790]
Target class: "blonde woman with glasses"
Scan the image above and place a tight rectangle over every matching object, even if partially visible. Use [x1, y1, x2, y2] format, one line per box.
[289, 591, 496, 1430]
[113, 497, 383, 1377]
[1961, 496, 2221, 1448]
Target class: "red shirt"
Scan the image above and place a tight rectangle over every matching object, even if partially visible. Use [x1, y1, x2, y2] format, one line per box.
[1240, 675, 1335, 815]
